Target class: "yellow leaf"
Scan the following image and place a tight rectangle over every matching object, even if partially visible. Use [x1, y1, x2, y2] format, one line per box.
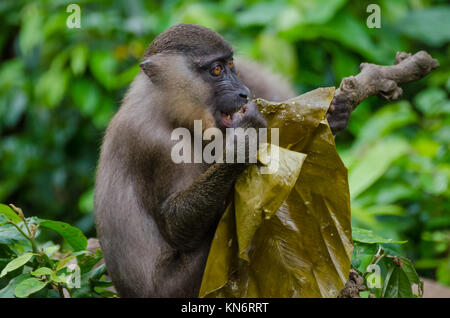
[199, 87, 353, 298]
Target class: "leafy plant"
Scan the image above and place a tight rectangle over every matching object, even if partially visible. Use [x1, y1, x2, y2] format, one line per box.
[351, 227, 422, 298]
[0, 204, 116, 298]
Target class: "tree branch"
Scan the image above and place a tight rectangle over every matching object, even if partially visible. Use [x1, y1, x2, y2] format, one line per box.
[327, 51, 439, 134]
[338, 50, 439, 110]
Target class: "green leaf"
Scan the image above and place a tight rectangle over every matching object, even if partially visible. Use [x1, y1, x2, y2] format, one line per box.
[359, 291, 371, 298]
[55, 255, 76, 271]
[400, 257, 423, 297]
[436, 257, 450, 286]
[414, 88, 450, 117]
[382, 266, 413, 298]
[71, 264, 108, 298]
[0, 273, 32, 298]
[35, 67, 69, 108]
[179, 3, 227, 30]
[355, 101, 417, 146]
[0, 224, 29, 245]
[277, 0, 347, 30]
[352, 228, 407, 244]
[78, 188, 94, 214]
[301, 0, 347, 24]
[19, 4, 43, 55]
[397, 6, 450, 47]
[0, 204, 22, 224]
[0, 253, 34, 277]
[39, 220, 87, 251]
[30, 267, 54, 276]
[71, 80, 101, 116]
[348, 137, 409, 198]
[0, 214, 6, 225]
[280, 13, 384, 62]
[236, 2, 283, 27]
[351, 242, 378, 274]
[50, 272, 67, 283]
[71, 44, 89, 76]
[93, 286, 117, 298]
[14, 277, 47, 298]
[43, 245, 60, 258]
[255, 33, 298, 78]
[76, 249, 103, 274]
[366, 204, 405, 216]
[89, 50, 118, 90]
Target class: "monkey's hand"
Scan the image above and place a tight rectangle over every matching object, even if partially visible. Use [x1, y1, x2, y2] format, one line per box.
[326, 94, 351, 135]
[231, 101, 267, 130]
[223, 101, 267, 164]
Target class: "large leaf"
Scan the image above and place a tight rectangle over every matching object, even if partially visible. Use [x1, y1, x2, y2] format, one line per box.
[0, 273, 32, 298]
[0, 224, 28, 245]
[348, 137, 409, 198]
[414, 88, 450, 117]
[38, 220, 88, 251]
[352, 228, 407, 244]
[255, 33, 298, 78]
[382, 265, 413, 298]
[71, 264, 108, 298]
[354, 101, 417, 147]
[200, 88, 352, 297]
[30, 267, 54, 276]
[0, 253, 33, 277]
[351, 242, 378, 274]
[397, 6, 450, 47]
[276, 0, 347, 31]
[0, 204, 22, 224]
[280, 13, 386, 63]
[14, 277, 47, 298]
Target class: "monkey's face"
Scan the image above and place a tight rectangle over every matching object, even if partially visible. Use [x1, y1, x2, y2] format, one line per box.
[197, 56, 250, 130]
[139, 23, 251, 131]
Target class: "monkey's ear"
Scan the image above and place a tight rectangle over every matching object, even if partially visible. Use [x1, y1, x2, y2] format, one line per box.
[140, 58, 158, 79]
[141, 54, 168, 83]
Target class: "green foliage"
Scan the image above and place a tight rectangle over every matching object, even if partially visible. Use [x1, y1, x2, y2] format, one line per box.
[0, 0, 449, 294]
[0, 204, 115, 298]
[351, 228, 423, 298]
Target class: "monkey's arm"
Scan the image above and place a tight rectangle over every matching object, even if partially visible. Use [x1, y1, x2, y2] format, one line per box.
[157, 163, 246, 251]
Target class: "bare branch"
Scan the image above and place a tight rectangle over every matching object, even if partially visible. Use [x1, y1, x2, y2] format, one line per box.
[336, 50, 439, 110]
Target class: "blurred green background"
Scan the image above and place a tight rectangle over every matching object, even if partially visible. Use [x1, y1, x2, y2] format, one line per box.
[0, 0, 449, 285]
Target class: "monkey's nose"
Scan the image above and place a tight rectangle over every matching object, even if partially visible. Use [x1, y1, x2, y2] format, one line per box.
[238, 86, 251, 101]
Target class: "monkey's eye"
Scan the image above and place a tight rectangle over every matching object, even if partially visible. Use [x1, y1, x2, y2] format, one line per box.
[210, 65, 223, 76]
[228, 60, 234, 69]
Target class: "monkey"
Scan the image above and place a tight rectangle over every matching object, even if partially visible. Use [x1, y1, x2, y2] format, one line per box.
[94, 24, 351, 298]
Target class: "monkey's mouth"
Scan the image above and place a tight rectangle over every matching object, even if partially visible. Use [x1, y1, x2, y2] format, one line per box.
[220, 104, 248, 128]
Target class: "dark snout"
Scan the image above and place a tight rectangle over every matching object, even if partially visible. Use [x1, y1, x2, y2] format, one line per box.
[228, 74, 250, 107]
[213, 77, 249, 129]
[236, 82, 250, 103]
[229, 70, 250, 101]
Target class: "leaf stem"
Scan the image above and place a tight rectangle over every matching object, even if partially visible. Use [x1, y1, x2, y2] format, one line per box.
[8, 220, 42, 264]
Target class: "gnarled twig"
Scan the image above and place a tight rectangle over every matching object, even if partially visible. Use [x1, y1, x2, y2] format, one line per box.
[337, 50, 439, 110]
